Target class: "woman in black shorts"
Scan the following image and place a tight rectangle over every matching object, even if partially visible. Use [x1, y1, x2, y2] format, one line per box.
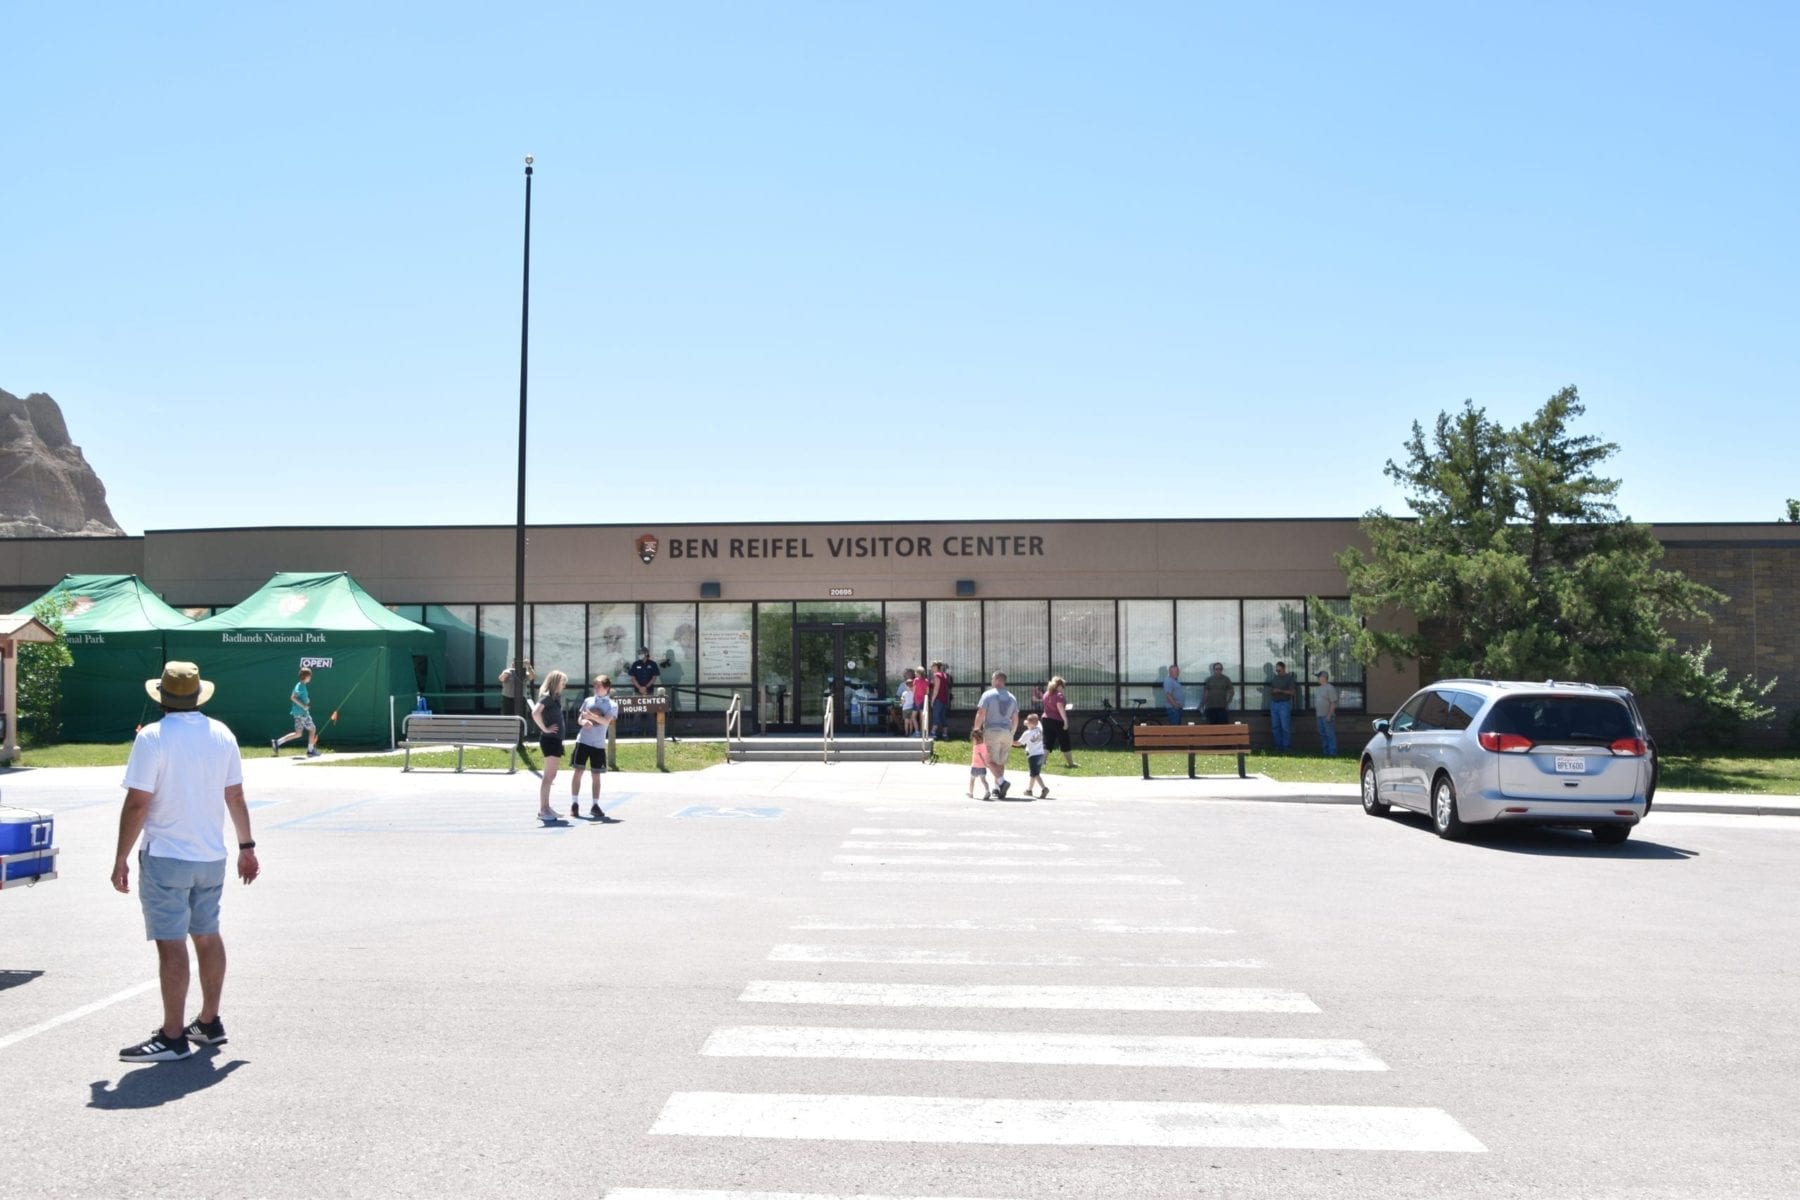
[533, 670, 568, 822]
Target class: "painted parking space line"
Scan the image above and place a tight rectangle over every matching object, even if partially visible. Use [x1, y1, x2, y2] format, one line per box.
[739, 981, 1320, 1012]
[0, 979, 156, 1054]
[702, 1026, 1386, 1070]
[820, 871, 1182, 885]
[766, 945, 1267, 968]
[651, 1092, 1485, 1151]
[674, 806, 784, 820]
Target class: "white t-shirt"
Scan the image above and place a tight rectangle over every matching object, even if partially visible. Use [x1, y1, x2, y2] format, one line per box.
[1017, 726, 1045, 756]
[576, 694, 619, 748]
[121, 711, 244, 862]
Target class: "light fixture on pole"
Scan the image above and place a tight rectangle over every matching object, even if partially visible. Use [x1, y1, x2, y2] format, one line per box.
[512, 154, 533, 717]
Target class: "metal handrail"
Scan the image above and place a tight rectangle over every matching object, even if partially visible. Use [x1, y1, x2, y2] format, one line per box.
[822, 695, 835, 764]
[919, 708, 933, 763]
[725, 693, 743, 762]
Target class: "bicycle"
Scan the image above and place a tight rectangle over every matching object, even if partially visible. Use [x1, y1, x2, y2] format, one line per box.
[1080, 697, 1156, 748]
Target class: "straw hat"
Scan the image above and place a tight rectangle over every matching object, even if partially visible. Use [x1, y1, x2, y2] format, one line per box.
[146, 661, 215, 709]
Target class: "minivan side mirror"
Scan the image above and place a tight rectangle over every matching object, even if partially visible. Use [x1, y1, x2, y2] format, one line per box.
[1374, 718, 1391, 737]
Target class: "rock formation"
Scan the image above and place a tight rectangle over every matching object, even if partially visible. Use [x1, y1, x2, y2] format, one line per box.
[0, 388, 124, 537]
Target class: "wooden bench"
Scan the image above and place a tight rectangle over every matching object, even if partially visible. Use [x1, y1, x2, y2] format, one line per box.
[401, 714, 527, 773]
[1132, 722, 1252, 779]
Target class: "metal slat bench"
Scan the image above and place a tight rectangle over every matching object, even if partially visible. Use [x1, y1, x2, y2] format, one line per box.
[1132, 722, 1252, 780]
[401, 714, 527, 773]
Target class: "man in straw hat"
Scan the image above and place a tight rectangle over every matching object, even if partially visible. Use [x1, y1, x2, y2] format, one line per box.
[112, 662, 260, 1063]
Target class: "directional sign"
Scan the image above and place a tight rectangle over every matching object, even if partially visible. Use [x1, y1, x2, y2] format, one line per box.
[672, 806, 783, 820]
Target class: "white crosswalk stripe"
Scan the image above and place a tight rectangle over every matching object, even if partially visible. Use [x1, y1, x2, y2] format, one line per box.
[789, 917, 1236, 934]
[848, 827, 1118, 838]
[766, 944, 1267, 968]
[839, 840, 1144, 852]
[652, 1092, 1486, 1152]
[702, 1025, 1387, 1070]
[830, 854, 1157, 867]
[740, 981, 1319, 1011]
[820, 871, 1183, 884]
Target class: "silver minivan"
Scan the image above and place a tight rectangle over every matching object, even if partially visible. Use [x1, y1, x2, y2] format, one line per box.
[1359, 680, 1653, 843]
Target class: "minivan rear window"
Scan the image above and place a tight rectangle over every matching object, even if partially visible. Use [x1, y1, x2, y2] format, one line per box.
[1482, 696, 1635, 745]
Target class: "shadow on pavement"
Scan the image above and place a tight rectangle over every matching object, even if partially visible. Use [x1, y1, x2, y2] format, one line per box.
[88, 1050, 248, 1110]
[1385, 812, 1699, 859]
[0, 969, 45, 993]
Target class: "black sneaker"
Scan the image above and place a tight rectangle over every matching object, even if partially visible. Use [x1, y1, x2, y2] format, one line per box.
[996, 779, 1010, 799]
[590, 804, 603, 820]
[120, 1029, 193, 1063]
[270, 739, 280, 757]
[570, 800, 580, 818]
[1039, 786, 1050, 798]
[184, 1016, 227, 1046]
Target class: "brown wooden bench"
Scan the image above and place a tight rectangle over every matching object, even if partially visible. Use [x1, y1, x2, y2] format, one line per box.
[1132, 722, 1251, 779]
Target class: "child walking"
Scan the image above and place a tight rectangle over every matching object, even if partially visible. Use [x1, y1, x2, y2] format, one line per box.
[967, 737, 991, 800]
[1016, 712, 1050, 798]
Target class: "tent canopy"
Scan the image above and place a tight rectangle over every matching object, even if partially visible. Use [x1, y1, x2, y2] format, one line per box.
[37, 574, 194, 633]
[169, 572, 444, 747]
[23, 575, 195, 743]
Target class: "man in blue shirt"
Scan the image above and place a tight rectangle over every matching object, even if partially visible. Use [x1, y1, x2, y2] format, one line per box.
[1162, 665, 1185, 726]
[626, 648, 660, 736]
[1268, 660, 1298, 752]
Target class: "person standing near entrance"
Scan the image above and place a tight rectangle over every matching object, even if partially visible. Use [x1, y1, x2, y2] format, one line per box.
[271, 666, 319, 758]
[898, 667, 919, 736]
[1162, 665, 1186, 725]
[1040, 676, 1077, 768]
[974, 671, 1021, 800]
[929, 661, 953, 740]
[532, 670, 568, 822]
[113, 662, 259, 1062]
[1201, 662, 1235, 724]
[570, 675, 620, 821]
[1314, 670, 1340, 757]
[626, 648, 660, 735]
[1269, 661, 1298, 752]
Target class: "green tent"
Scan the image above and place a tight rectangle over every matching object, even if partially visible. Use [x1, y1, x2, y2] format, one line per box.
[28, 574, 195, 742]
[167, 572, 445, 748]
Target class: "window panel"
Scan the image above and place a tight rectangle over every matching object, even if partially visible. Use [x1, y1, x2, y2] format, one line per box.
[755, 603, 794, 729]
[1051, 600, 1115, 686]
[1307, 597, 1363, 685]
[1119, 600, 1173, 682]
[885, 602, 922, 697]
[645, 603, 697, 710]
[795, 599, 883, 622]
[697, 602, 753, 684]
[477, 605, 515, 703]
[426, 604, 478, 689]
[925, 601, 981, 687]
[587, 603, 638, 679]
[1243, 600, 1305, 693]
[530, 604, 586, 686]
[1175, 600, 1238, 681]
[984, 600, 1047, 687]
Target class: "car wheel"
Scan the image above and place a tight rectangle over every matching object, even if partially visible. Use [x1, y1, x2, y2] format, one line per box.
[1431, 774, 1467, 840]
[1360, 762, 1390, 816]
[1592, 824, 1631, 844]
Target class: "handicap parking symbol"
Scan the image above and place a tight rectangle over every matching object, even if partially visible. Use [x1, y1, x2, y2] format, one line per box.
[673, 805, 783, 820]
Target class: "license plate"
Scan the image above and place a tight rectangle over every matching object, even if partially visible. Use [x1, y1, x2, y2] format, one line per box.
[1554, 756, 1586, 774]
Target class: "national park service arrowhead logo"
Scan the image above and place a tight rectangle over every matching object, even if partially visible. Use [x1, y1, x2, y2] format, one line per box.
[635, 534, 659, 565]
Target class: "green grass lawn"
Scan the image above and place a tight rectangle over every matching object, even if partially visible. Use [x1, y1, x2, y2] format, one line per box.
[320, 741, 730, 773]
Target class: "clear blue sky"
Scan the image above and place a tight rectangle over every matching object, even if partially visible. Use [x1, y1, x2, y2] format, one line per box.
[4, 2, 1795, 534]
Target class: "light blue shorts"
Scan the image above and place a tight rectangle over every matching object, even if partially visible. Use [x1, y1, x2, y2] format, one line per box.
[139, 853, 227, 941]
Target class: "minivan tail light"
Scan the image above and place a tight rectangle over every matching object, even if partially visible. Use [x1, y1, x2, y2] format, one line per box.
[1609, 738, 1647, 756]
[1479, 732, 1533, 753]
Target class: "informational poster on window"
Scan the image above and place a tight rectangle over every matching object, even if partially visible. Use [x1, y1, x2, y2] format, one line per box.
[699, 629, 752, 681]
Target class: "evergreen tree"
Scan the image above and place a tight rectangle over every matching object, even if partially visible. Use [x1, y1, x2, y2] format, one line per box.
[1310, 387, 1774, 734]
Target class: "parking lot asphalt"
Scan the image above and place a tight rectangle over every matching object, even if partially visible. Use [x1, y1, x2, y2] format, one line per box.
[3, 757, 1797, 1199]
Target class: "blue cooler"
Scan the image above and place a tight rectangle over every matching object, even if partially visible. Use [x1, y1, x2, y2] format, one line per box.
[0, 805, 57, 887]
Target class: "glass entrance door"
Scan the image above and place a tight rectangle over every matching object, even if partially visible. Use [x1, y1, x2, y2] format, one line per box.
[794, 623, 884, 733]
